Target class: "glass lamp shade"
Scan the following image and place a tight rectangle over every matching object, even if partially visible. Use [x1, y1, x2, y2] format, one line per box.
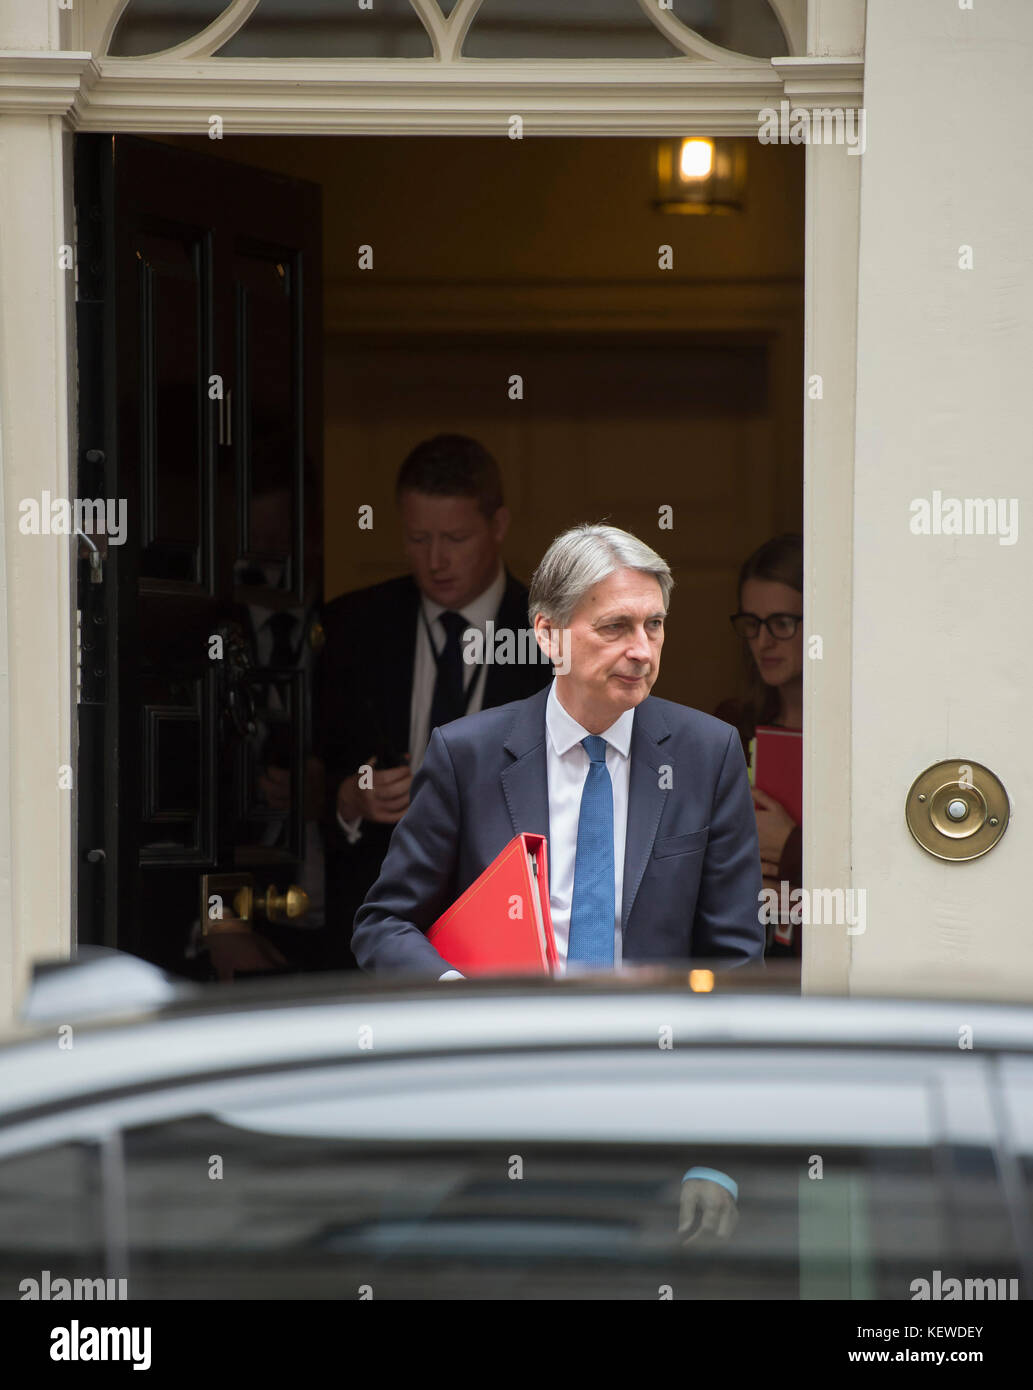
[655, 138, 747, 214]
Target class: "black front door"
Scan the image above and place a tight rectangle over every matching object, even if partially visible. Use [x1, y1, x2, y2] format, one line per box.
[74, 135, 323, 974]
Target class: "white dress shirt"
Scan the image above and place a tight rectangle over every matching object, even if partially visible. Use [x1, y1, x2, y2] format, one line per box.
[338, 565, 507, 839]
[544, 680, 634, 973]
[409, 564, 507, 772]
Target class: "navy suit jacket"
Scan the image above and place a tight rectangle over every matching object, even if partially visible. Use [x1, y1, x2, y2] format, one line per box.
[352, 684, 765, 974]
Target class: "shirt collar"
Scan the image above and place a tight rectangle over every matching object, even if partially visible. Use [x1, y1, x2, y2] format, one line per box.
[546, 680, 635, 759]
[421, 564, 507, 632]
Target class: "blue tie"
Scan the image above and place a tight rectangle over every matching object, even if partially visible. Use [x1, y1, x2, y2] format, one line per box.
[567, 735, 615, 967]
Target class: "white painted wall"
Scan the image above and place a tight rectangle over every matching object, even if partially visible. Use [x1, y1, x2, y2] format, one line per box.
[0, 0, 77, 1027]
[800, 136, 860, 997]
[851, 0, 1032, 998]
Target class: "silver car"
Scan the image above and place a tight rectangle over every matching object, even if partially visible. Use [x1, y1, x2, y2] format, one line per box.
[2, 955, 1031, 1300]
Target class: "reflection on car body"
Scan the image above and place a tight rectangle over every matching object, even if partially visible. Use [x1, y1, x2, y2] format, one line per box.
[1, 963, 1031, 1300]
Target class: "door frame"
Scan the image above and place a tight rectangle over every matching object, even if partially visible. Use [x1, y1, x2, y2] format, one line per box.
[0, 0, 865, 1020]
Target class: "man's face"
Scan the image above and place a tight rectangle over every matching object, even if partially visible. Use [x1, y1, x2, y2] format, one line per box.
[399, 491, 509, 611]
[537, 567, 665, 733]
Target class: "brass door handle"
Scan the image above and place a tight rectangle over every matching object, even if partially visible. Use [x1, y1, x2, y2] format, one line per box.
[232, 883, 310, 925]
[905, 760, 1009, 861]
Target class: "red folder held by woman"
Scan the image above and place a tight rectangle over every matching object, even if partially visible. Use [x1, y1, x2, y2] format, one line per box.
[428, 833, 558, 976]
[752, 725, 802, 825]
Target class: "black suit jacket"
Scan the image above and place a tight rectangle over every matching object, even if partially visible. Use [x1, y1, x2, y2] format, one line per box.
[316, 570, 552, 955]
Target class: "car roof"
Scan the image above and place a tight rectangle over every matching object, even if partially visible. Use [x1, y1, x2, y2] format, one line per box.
[2, 969, 1032, 1123]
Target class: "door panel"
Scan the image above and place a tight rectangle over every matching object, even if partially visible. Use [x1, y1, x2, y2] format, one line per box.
[136, 225, 212, 588]
[139, 668, 216, 865]
[74, 135, 323, 971]
[233, 247, 302, 596]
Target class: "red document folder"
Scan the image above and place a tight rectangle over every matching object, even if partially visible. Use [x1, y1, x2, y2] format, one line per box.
[428, 833, 558, 977]
[751, 725, 802, 825]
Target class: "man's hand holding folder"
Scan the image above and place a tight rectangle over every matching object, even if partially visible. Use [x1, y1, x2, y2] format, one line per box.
[428, 833, 557, 977]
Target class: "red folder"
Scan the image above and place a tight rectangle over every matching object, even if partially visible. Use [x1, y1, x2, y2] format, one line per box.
[752, 725, 802, 824]
[428, 833, 558, 977]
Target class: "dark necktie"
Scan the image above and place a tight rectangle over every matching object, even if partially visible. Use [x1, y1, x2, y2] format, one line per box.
[429, 610, 469, 732]
[266, 611, 296, 669]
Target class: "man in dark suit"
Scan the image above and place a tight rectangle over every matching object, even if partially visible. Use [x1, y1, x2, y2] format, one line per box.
[352, 522, 764, 978]
[353, 521, 764, 1246]
[317, 435, 552, 965]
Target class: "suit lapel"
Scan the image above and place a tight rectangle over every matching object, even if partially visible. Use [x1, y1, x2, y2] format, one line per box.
[499, 685, 551, 839]
[621, 698, 671, 938]
[498, 688, 671, 937]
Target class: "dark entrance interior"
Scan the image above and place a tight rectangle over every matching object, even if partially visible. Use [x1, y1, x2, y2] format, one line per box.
[74, 132, 802, 975]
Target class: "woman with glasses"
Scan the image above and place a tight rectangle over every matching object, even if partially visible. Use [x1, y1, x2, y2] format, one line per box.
[714, 534, 803, 959]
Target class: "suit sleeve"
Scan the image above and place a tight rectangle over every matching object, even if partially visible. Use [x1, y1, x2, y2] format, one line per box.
[691, 727, 765, 965]
[350, 726, 462, 975]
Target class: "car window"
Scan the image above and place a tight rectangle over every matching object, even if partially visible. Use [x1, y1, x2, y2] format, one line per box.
[0, 1141, 106, 1299]
[994, 1055, 1033, 1241]
[108, 1048, 1019, 1300]
[0, 1047, 1020, 1301]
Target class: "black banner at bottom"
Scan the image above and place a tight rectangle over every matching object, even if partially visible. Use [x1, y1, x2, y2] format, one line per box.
[2, 1299, 1024, 1374]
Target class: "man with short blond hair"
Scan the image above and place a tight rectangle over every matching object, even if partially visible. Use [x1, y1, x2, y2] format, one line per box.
[318, 435, 551, 964]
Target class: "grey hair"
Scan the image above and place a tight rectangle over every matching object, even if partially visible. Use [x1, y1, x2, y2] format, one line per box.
[528, 524, 674, 628]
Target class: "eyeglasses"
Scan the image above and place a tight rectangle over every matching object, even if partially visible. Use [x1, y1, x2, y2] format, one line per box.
[729, 612, 802, 640]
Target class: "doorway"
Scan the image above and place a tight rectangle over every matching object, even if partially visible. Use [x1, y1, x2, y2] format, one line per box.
[74, 131, 803, 975]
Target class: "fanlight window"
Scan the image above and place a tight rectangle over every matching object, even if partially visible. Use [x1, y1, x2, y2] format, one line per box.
[664, 0, 790, 60]
[216, 0, 434, 60]
[108, 0, 794, 63]
[459, 1, 680, 60]
[109, 0, 227, 57]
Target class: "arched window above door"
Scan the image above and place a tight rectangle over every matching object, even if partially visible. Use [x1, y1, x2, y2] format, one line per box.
[108, 0, 228, 57]
[215, 1, 435, 60]
[663, 0, 793, 59]
[106, 0, 800, 64]
[458, 2, 681, 60]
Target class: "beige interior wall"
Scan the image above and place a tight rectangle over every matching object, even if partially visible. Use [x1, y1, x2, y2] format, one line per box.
[156, 132, 804, 714]
[325, 335, 786, 715]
